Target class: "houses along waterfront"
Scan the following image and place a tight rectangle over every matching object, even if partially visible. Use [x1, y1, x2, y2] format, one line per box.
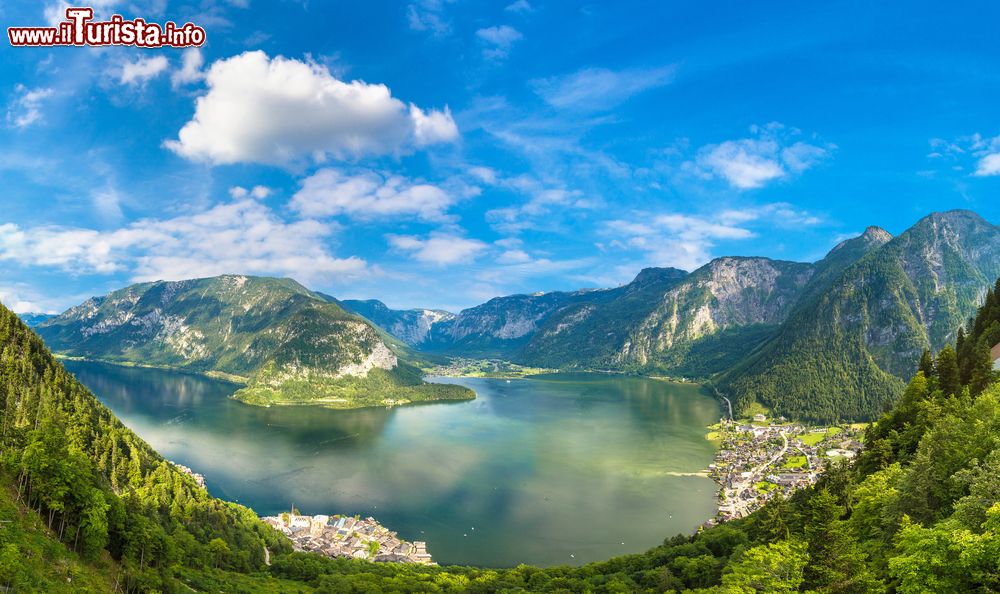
[263, 512, 435, 564]
[707, 416, 865, 522]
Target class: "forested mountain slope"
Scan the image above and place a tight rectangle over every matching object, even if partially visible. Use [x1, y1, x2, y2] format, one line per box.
[0, 302, 291, 592]
[36, 275, 472, 408]
[720, 210, 1000, 421]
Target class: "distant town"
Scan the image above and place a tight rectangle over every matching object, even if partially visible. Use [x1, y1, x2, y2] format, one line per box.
[263, 512, 435, 565]
[427, 357, 553, 378]
[706, 414, 865, 523]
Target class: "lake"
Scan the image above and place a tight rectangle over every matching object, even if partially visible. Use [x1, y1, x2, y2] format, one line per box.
[63, 360, 721, 567]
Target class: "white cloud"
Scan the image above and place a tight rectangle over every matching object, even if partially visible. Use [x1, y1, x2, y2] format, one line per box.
[388, 233, 487, 265]
[410, 104, 459, 146]
[496, 249, 531, 264]
[92, 187, 124, 223]
[165, 51, 459, 165]
[697, 140, 785, 189]
[291, 168, 456, 221]
[975, 153, 1000, 176]
[718, 203, 823, 226]
[926, 134, 1000, 177]
[486, 182, 597, 233]
[691, 124, 832, 189]
[505, 0, 532, 13]
[407, 0, 452, 36]
[229, 185, 272, 199]
[120, 55, 169, 86]
[0, 198, 366, 284]
[531, 66, 675, 111]
[476, 25, 523, 59]
[468, 166, 498, 184]
[0, 284, 57, 314]
[172, 48, 205, 87]
[6, 85, 54, 128]
[603, 203, 820, 271]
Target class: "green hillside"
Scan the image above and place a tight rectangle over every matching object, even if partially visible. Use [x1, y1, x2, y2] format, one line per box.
[36, 276, 472, 409]
[719, 211, 1000, 421]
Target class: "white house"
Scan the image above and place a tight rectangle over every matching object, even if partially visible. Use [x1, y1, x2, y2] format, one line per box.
[992, 342, 1000, 371]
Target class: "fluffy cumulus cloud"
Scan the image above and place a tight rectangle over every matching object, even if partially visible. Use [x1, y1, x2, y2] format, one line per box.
[410, 104, 460, 146]
[476, 25, 523, 59]
[5, 85, 54, 128]
[387, 233, 487, 265]
[119, 55, 169, 86]
[531, 66, 675, 112]
[165, 51, 459, 165]
[291, 168, 456, 221]
[691, 124, 832, 189]
[0, 199, 365, 283]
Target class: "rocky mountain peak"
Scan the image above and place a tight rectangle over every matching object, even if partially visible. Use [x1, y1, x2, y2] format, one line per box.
[861, 226, 893, 243]
[827, 226, 893, 257]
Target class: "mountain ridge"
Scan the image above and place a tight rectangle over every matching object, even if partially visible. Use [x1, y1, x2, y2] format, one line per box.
[343, 209, 998, 420]
[36, 275, 473, 408]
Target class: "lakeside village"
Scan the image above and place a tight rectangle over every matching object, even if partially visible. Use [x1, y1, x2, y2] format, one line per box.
[262, 512, 434, 565]
[705, 413, 865, 523]
[171, 463, 434, 564]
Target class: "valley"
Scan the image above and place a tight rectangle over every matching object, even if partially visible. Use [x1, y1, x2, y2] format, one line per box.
[29, 210, 1000, 422]
[2, 218, 1000, 591]
[64, 360, 720, 567]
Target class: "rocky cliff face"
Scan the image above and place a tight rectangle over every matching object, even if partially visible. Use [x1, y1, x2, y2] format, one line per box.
[339, 299, 455, 346]
[613, 257, 814, 367]
[441, 291, 599, 341]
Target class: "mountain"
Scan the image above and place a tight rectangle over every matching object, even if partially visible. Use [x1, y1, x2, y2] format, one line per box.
[422, 287, 626, 356]
[337, 211, 998, 422]
[719, 210, 1000, 421]
[36, 275, 472, 408]
[338, 299, 455, 346]
[521, 258, 814, 376]
[16, 312, 55, 327]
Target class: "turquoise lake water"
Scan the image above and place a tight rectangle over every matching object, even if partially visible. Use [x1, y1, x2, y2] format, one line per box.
[64, 360, 720, 567]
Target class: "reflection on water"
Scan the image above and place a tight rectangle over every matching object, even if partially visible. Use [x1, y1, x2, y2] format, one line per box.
[65, 361, 720, 568]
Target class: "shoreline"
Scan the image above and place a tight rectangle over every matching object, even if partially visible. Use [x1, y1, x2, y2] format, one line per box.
[59, 355, 474, 411]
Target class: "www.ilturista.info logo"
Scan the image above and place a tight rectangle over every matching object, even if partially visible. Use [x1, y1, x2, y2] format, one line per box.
[8, 7, 206, 48]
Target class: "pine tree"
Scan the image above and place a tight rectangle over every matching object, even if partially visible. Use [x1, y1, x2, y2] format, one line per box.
[935, 346, 960, 397]
[917, 349, 934, 379]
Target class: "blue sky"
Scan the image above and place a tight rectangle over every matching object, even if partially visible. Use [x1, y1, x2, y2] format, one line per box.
[2, 1, 1000, 313]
